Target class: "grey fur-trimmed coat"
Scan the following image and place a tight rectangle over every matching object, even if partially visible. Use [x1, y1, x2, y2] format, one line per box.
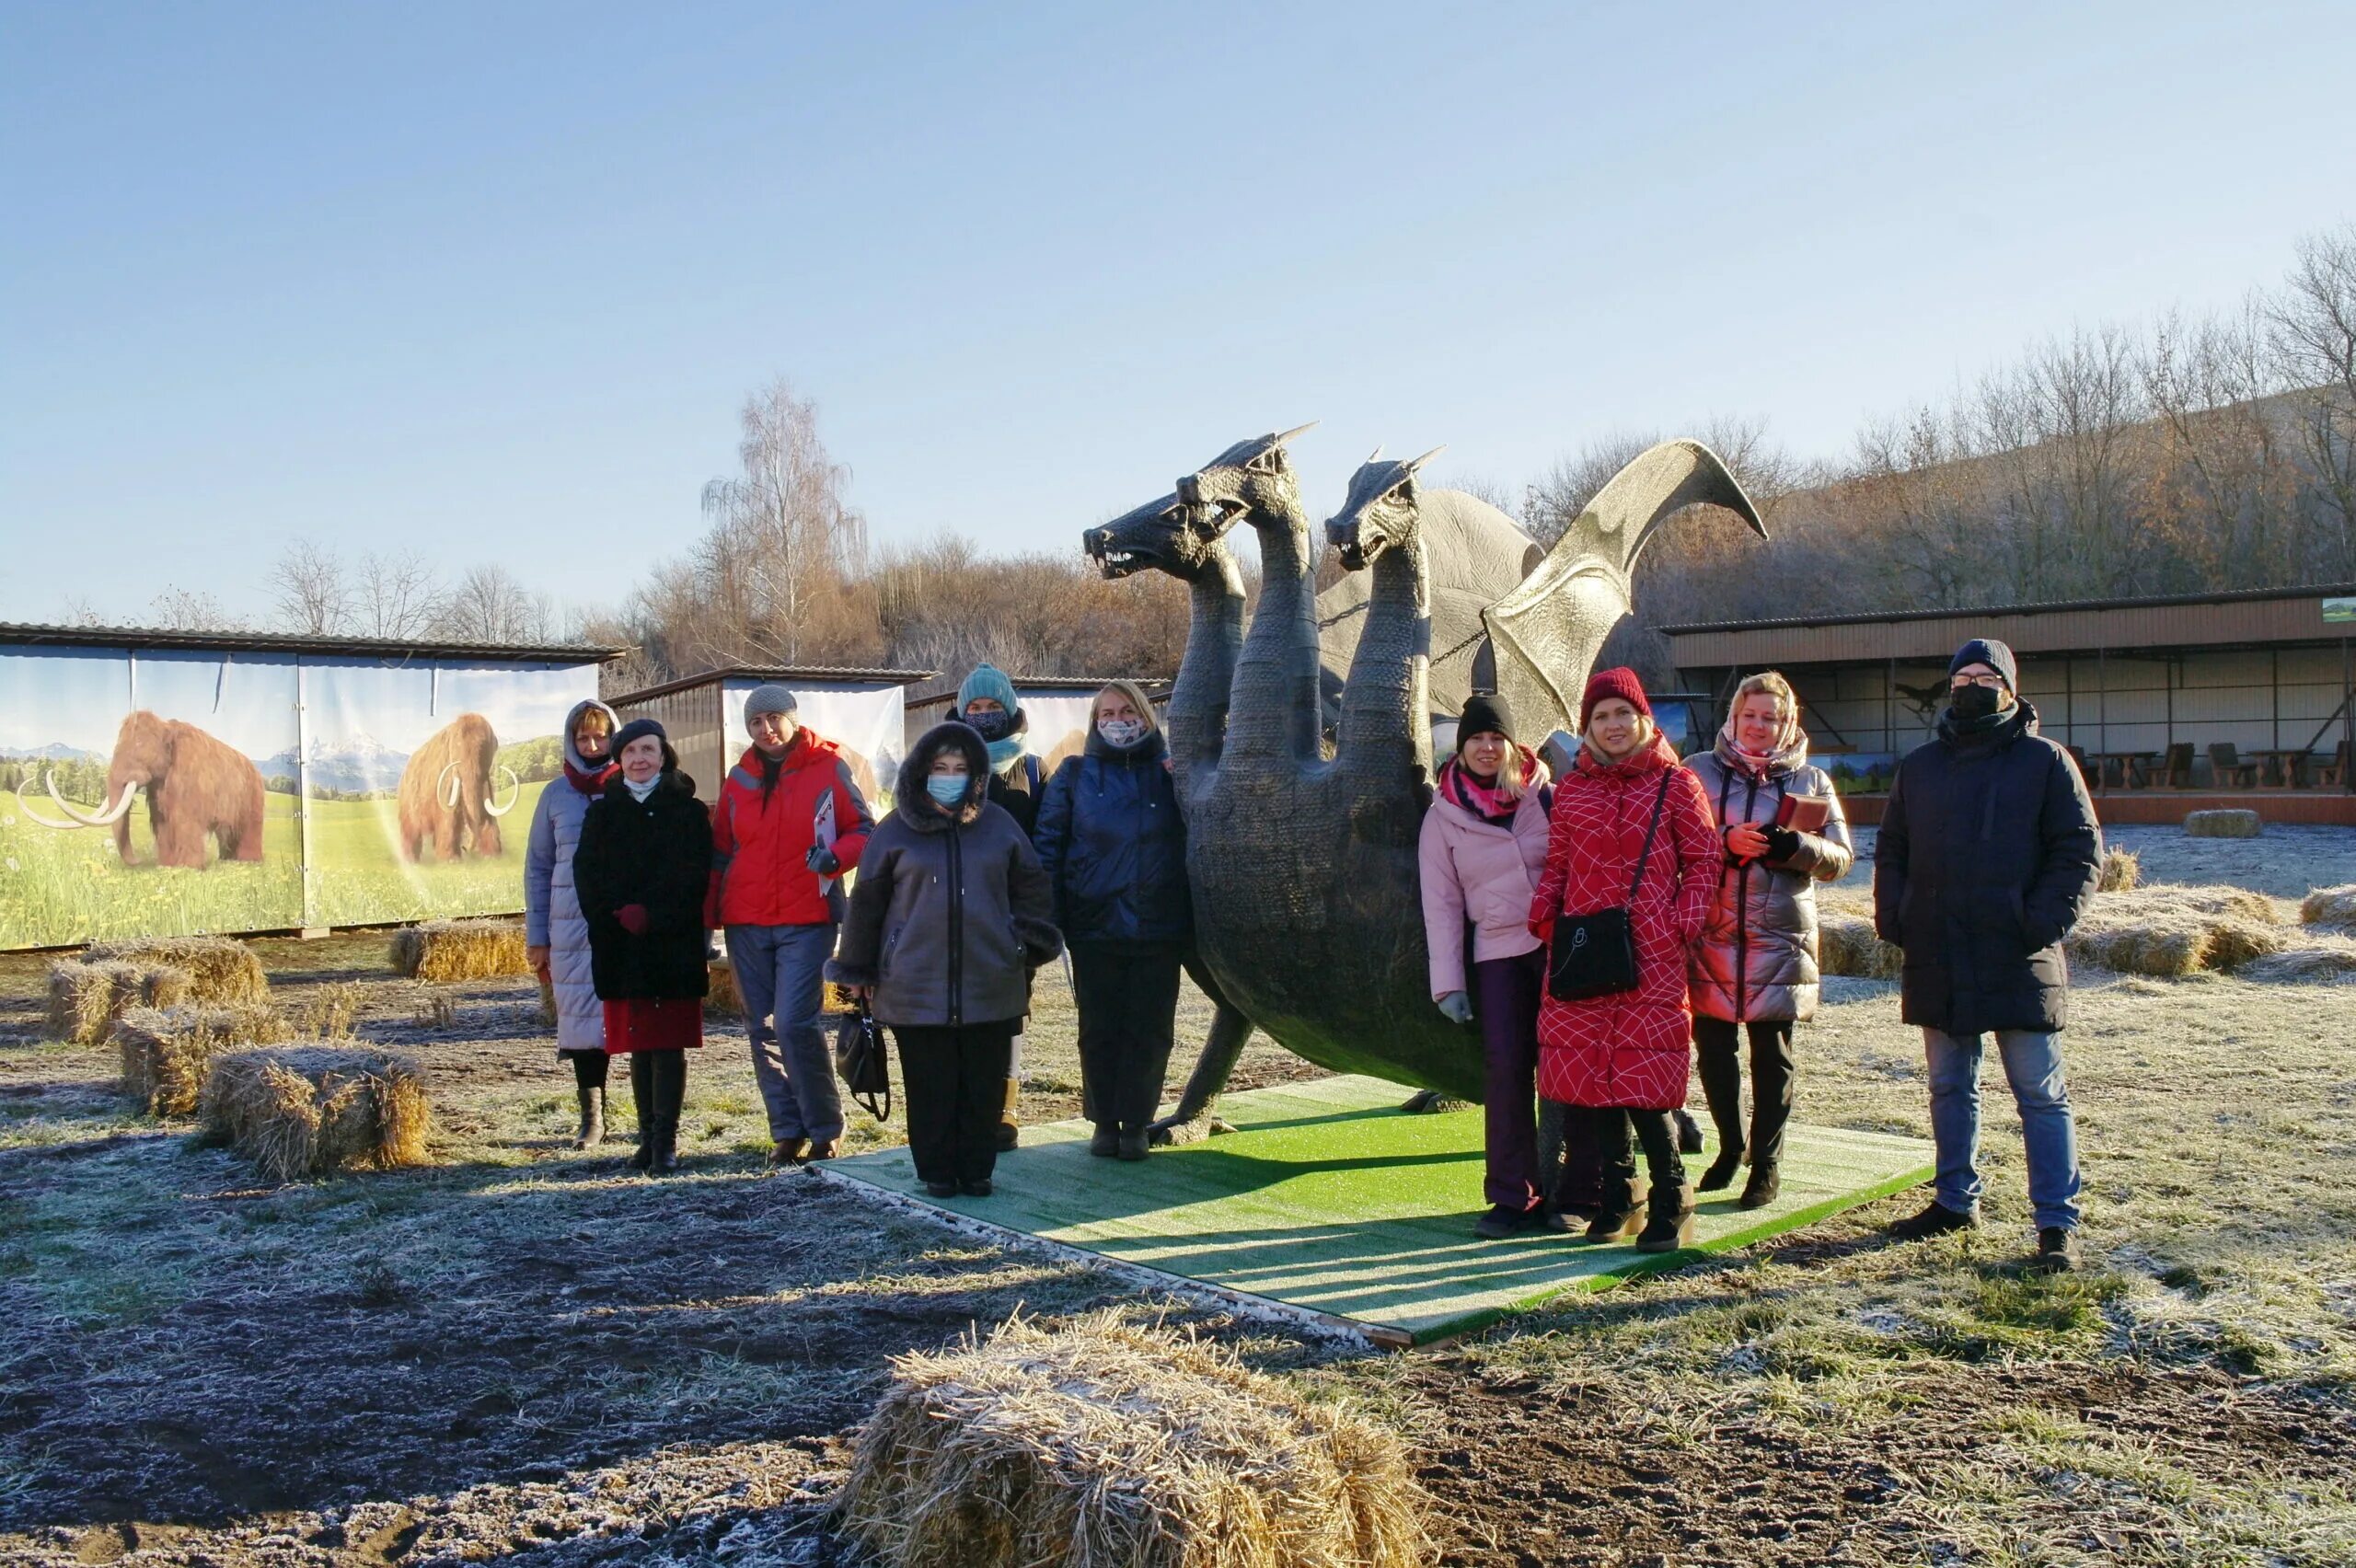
[1685, 732, 1854, 1023]
[826, 722, 1063, 1029]
[523, 698, 622, 1054]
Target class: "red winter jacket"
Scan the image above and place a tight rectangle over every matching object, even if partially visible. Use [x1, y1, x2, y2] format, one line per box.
[1528, 733, 1718, 1110]
[708, 733, 875, 928]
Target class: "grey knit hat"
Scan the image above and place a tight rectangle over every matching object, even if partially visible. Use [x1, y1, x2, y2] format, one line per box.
[744, 684, 798, 722]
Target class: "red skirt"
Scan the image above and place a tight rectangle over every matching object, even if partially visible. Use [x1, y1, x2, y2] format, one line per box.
[603, 997, 703, 1054]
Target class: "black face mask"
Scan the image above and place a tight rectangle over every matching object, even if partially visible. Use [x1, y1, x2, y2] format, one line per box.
[965, 709, 1013, 742]
[1950, 684, 2004, 723]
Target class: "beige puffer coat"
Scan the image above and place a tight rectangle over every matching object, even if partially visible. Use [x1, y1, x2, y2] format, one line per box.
[1685, 731, 1853, 1023]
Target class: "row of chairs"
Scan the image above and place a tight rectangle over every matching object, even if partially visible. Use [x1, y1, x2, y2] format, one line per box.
[2065, 740, 2351, 790]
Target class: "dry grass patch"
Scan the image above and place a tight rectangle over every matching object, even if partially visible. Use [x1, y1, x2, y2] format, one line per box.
[390, 918, 532, 982]
[285, 981, 364, 1039]
[2239, 936, 2356, 984]
[834, 1311, 1426, 1568]
[2069, 884, 2287, 976]
[200, 1045, 432, 1182]
[84, 936, 268, 1004]
[1818, 912, 1903, 980]
[2184, 809, 2263, 838]
[2301, 883, 2356, 932]
[43, 959, 194, 1043]
[2098, 846, 2141, 892]
[117, 1003, 292, 1116]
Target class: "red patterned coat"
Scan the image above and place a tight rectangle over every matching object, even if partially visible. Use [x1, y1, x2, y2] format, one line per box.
[1528, 734, 1718, 1109]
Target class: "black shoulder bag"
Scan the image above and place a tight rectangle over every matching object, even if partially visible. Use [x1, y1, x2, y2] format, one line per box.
[833, 1000, 892, 1122]
[1547, 769, 1676, 1002]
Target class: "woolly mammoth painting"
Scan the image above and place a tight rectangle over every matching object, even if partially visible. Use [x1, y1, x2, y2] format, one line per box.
[17, 710, 266, 870]
[396, 712, 520, 861]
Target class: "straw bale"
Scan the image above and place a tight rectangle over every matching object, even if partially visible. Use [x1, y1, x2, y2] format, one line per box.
[85, 936, 268, 1004]
[117, 1004, 290, 1116]
[388, 918, 532, 982]
[200, 1045, 432, 1182]
[706, 960, 742, 1019]
[2068, 884, 2287, 976]
[1818, 913, 1903, 980]
[2097, 847, 2141, 894]
[2184, 809, 2262, 838]
[44, 960, 195, 1043]
[835, 1312, 1426, 1568]
[2239, 937, 2356, 985]
[2300, 884, 2356, 932]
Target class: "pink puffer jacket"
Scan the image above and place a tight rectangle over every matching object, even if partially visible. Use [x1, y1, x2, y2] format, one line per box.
[1418, 752, 1553, 999]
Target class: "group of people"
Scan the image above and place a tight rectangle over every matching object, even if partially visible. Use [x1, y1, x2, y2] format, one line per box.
[519, 669, 1195, 1199]
[1426, 638, 2097, 1273]
[524, 632, 2097, 1273]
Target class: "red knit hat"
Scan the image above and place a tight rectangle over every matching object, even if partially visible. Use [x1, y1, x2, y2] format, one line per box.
[1580, 666, 1653, 731]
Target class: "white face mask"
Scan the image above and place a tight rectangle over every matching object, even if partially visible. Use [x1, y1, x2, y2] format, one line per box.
[1098, 717, 1148, 748]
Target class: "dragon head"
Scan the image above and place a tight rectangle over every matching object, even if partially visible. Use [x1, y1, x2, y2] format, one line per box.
[1173, 422, 1317, 536]
[1325, 445, 1445, 571]
[1082, 490, 1213, 582]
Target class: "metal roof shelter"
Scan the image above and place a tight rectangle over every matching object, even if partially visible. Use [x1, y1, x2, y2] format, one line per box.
[606, 664, 936, 805]
[0, 621, 631, 664]
[1660, 585, 2356, 801]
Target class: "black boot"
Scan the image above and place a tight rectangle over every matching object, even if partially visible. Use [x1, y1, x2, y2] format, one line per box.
[625, 1054, 654, 1171]
[1738, 1162, 1781, 1209]
[1579, 1170, 1646, 1243]
[1697, 1150, 1744, 1193]
[1636, 1178, 1696, 1253]
[1674, 1108, 1705, 1156]
[650, 1114, 680, 1176]
[649, 1052, 686, 1175]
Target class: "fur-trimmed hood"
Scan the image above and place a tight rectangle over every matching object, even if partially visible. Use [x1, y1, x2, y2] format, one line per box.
[896, 721, 990, 830]
[562, 698, 622, 776]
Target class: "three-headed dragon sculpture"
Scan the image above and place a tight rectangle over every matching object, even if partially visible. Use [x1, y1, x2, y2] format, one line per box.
[1085, 428, 1763, 1132]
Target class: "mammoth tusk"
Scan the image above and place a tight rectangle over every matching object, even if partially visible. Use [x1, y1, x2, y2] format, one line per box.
[21, 772, 140, 829]
[439, 763, 461, 809]
[14, 775, 84, 830]
[482, 766, 522, 817]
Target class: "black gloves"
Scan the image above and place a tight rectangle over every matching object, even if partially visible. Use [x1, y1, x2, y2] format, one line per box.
[805, 845, 841, 876]
[1761, 824, 1801, 863]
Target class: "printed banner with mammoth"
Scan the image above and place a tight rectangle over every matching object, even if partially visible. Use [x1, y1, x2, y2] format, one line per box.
[303, 663, 598, 927]
[0, 649, 305, 948]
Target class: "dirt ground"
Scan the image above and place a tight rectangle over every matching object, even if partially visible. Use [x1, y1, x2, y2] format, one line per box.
[5, 824, 2355, 1565]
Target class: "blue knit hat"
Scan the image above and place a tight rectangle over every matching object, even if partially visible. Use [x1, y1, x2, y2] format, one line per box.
[1948, 638, 2018, 693]
[957, 663, 1020, 718]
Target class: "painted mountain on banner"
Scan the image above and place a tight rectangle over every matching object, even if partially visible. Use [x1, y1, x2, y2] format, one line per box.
[260, 733, 410, 792]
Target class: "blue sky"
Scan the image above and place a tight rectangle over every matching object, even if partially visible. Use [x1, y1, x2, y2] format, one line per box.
[5, 2, 2350, 628]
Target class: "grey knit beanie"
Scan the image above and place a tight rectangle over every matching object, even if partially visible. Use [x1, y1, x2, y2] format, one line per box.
[744, 684, 798, 722]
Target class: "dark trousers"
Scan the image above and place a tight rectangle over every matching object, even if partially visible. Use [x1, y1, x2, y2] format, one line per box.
[1692, 1016, 1796, 1168]
[1070, 943, 1183, 1132]
[1473, 949, 1546, 1211]
[895, 1021, 1016, 1185]
[567, 1051, 609, 1091]
[1574, 1103, 1684, 1208]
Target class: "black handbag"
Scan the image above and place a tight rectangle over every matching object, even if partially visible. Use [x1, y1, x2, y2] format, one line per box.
[833, 1002, 892, 1122]
[1547, 770, 1676, 1002]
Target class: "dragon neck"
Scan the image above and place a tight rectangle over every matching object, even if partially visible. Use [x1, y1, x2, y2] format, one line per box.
[1166, 544, 1245, 795]
[1222, 492, 1323, 767]
[1335, 535, 1431, 784]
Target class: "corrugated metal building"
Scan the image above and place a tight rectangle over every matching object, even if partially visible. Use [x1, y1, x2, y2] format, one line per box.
[607, 666, 934, 805]
[1660, 584, 2356, 812]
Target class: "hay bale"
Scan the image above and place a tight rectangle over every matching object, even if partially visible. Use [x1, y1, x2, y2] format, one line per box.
[389, 918, 531, 982]
[706, 960, 742, 1020]
[1818, 913, 1904, 980]
[44, 960, 195, 1043]
[2300, 884, 2356, 933]
[2185, 809, 2262, 838]
[2239, 937, 2356, 985]
[84, 936, 268, 1004]
[200, 1045, 431, 1182]
[835, 1312, 1426, 1568]
[117, 1003, 290, 1116]
[2097, 847, 2141, 894]
[2068, 884, 2287, 976]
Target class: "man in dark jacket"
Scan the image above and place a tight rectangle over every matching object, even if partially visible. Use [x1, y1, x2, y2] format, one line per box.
[1876, 639, 2101, 1272]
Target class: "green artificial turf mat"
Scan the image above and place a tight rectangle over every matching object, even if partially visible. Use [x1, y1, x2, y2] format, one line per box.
[827, 1074, 1934, 1343]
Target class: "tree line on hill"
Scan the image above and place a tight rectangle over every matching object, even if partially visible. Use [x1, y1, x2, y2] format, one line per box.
[87, 227, 2356, 698]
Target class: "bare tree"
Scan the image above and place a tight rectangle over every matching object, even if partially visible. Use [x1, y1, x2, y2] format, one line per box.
[269, 541, 353, 634]
[435, 565, 553, 643]
[694, 379, 872, 664]
[2269, 224, 2356, 579]
[353, 550, 447, 639]
[147, 588, 247, 631]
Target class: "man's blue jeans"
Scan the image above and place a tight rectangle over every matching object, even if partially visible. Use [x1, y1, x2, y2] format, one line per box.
[1923, 1027, 2082, 1231]
[727, 923, 844, 1144]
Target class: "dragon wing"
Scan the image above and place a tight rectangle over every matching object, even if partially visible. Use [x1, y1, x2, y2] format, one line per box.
[1481, 439, 1765, 737]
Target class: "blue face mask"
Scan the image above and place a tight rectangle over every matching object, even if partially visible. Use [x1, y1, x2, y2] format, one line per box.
[926, 774, 968, 807]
